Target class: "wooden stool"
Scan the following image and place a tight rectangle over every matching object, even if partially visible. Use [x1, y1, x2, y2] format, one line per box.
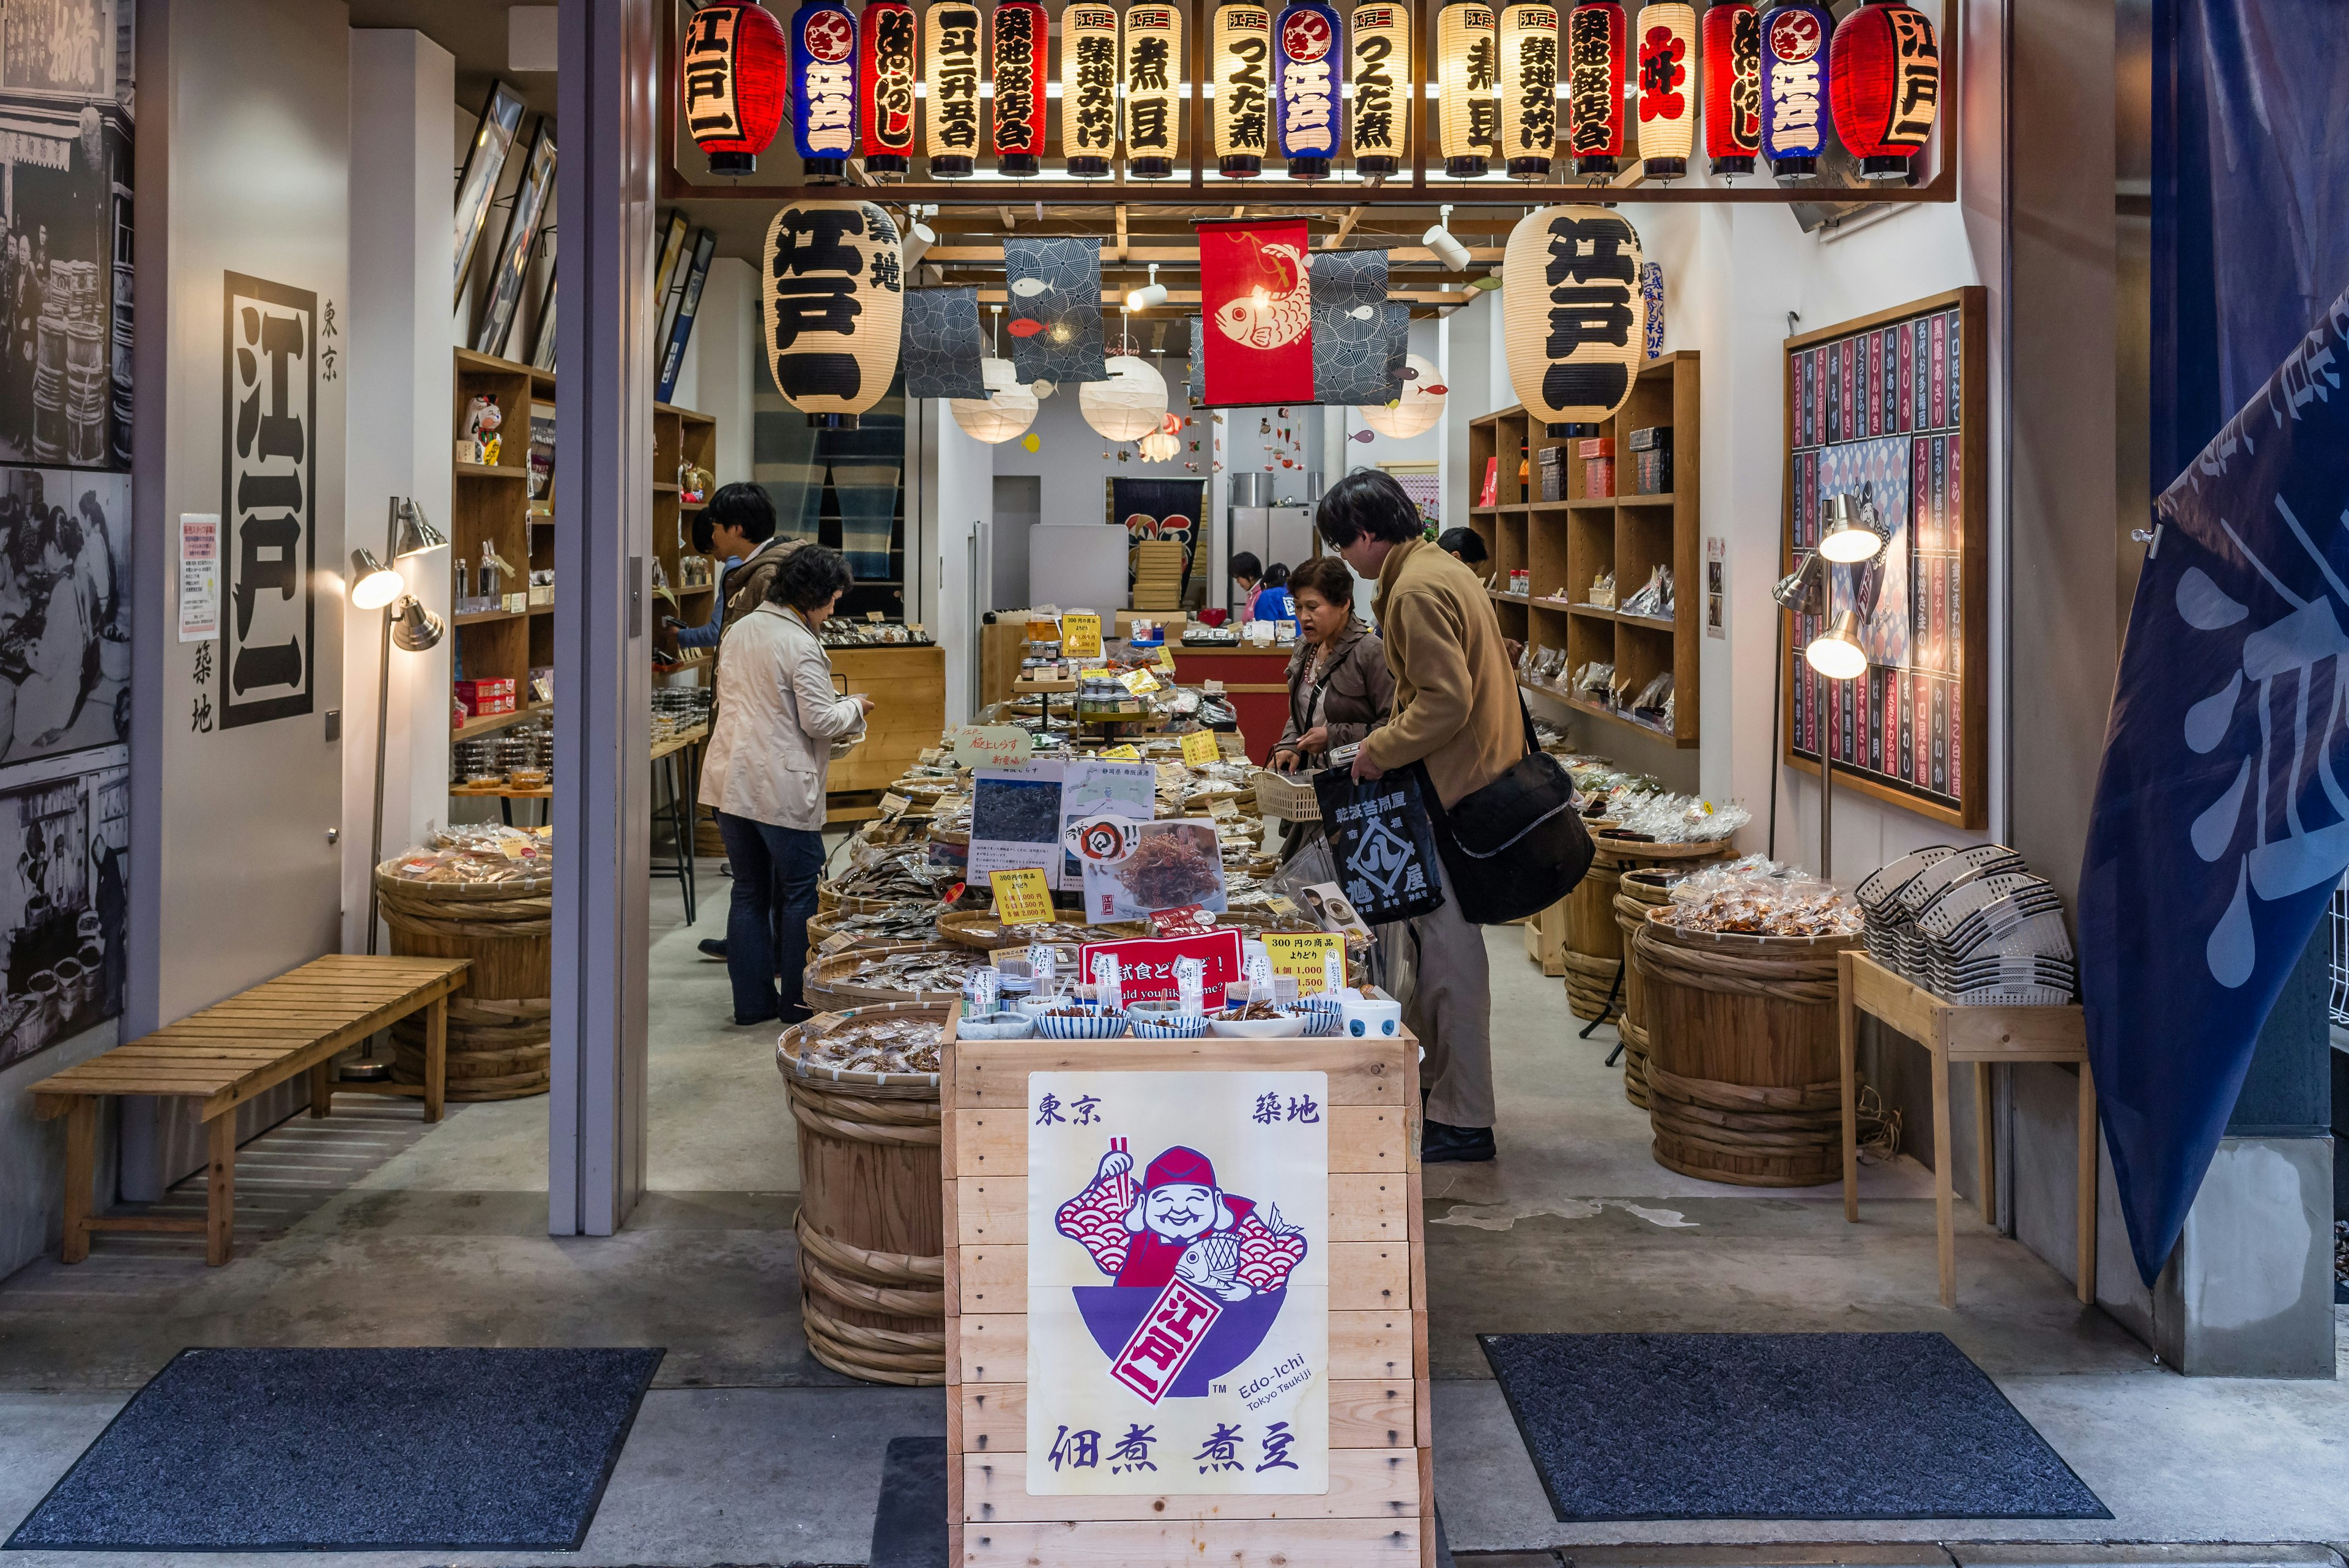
[1837, 950, 2096, 1309]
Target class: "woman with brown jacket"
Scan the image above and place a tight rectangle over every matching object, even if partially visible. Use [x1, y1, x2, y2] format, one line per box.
[1269, 556, 1394, 773]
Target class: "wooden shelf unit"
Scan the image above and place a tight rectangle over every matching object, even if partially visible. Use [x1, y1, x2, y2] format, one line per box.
[450, 350, 722, 759]
[1469, 352, 1701, 749]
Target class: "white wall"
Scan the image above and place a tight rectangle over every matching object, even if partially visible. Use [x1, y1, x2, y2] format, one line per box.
[343, 29, 455, 951]
[680, 257, 758, 485]
[923, 399, 995, 726]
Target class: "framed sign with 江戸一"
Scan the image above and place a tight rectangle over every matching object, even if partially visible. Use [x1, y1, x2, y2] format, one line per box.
[1781, 286, 1985, 829]
[220, 273, 317, 729]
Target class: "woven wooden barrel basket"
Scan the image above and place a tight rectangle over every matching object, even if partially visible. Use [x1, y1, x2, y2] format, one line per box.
[374, 866, 552, 1101]
[1611, 869, 1679, 1109]
[1633, 914, 1858, 1187]
[1565, 834, 1732, 1020]
[779, 1003, 949, 1385]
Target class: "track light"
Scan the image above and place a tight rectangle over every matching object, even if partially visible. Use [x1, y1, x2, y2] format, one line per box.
[1423, 204, 1470, 271]
[903, 205, 936, 269]
[1126, 262, 1168, 311]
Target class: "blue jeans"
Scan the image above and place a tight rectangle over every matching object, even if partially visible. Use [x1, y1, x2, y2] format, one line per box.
[714, 812, 826, 1022]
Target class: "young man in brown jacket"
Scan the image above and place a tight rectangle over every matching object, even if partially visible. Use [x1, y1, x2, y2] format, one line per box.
[1317, 469, 1523, 1164]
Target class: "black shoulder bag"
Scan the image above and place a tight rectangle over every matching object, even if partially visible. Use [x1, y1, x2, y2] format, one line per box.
[1419, 697, 1594, 925]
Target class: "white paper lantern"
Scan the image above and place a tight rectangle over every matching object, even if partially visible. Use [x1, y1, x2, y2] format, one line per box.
[1123, 4, 1184, 177]
[1497, 3, 1559, 180]
[762, 199, 903, 417]
[924, 2, 984, 175]
[1138, 428, 1182, 462]
[950, 356, 1039, 442]
[1357, 353, 1445, 438]
[1213, 2, 1275, 177]
[1080, 354, 1170, 442]
[1502, 205, 1646, 425]
[1348, 2, 1411, 176]
[1061, 3, 1121, 177]
[1437, 2, 1499, 177]
[1633, 1, 1697, 179]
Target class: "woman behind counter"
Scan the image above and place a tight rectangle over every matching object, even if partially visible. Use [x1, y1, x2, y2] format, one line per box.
[699, 544, 872, 1026]
[1270, 555, 1394, 775]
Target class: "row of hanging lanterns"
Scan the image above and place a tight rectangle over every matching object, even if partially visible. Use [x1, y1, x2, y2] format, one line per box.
[686, 0, 1939, 186]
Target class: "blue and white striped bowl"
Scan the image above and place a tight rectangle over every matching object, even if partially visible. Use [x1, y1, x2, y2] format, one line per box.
[1035, 1010, 1130, 1041]
[1296, 997, 1344, 1037]
[1125, 1008, 1208, 1039]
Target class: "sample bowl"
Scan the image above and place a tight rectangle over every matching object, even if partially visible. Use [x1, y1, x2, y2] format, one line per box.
[1035, 1010, 1130, 1041]
[1206, 1011, 1308, 1039]
[1124, 1006, 1208, 1039]
[955, 1011, 1037, 1040]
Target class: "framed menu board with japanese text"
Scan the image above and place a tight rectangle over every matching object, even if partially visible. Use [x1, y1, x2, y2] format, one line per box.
[1781, 287, 1987, 829]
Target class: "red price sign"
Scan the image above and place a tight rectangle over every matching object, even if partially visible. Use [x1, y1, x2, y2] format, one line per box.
[1076, 929, 1244, 1007]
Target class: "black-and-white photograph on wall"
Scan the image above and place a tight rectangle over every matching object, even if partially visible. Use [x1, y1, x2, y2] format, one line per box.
[0, 466, 126, 765]
[0, 756, 125, 1071]
[453, 79, 524, 305]
[0, 0, 135, 472]
[473, 115, 553, 357]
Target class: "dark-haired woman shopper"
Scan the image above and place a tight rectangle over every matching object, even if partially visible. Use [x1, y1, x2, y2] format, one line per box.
[698, 544, 870, 1026]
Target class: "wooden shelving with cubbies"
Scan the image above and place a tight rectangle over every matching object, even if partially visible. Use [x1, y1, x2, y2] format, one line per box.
[1474, 351, 1701, 748]
[654, 402, 721, 676]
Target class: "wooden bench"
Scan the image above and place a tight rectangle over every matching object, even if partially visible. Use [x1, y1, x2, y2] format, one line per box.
[28, 955, 471, 1266]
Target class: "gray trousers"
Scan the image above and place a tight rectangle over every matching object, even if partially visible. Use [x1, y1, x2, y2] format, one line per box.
[1403, 891, 1494, 1128]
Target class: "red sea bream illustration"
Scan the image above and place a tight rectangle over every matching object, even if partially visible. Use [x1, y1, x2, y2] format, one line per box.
[1055, 1138, 1307, 1402]
[1212, 242, 1312, 352]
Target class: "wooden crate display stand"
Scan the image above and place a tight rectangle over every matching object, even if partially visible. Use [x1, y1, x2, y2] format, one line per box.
[944, 1028, 1434, 1567]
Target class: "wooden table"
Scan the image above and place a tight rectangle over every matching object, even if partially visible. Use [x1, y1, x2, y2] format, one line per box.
[28, 956, 470, 1266]
[1838, 950, 2096, 1309]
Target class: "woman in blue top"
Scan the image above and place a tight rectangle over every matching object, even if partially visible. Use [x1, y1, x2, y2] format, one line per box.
[1252, 562, 1296, 624]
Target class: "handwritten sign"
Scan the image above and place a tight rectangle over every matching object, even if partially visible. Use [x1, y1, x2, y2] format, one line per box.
[1063, 612, 1104, 657]
[880, 791, 911, 820]
[179, 513, 220, 642]
[992, 867, 1056, 926]
[1119, 666, 1162, 695]
[1180, 729, 1221, 766]
[1097, 743, 1142, 762]
[1077, 928, 1245, 1007]
[1156, 645, 1179, 671]
[954, 725, 1034, 767]
[1263, 932, 1346, 996]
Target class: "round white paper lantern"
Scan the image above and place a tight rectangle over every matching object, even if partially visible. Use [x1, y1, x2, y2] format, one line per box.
[1357, 354, 1445, 439]
[1080, 354, 1170, 442]
[950, 356, 1039, 442]
[1502, 205, 1646, 425]
[1138, 429, 1182, 462]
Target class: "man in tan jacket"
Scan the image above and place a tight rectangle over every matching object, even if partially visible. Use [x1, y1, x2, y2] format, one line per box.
[1317, 469, 1522, 1164]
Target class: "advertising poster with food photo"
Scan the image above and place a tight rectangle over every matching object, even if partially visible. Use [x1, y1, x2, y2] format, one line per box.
[1083, 818, 1226, 923]
[1026, 1069, 1330, 1495]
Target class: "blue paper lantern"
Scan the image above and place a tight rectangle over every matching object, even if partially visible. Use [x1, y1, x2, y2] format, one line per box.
[1757, 1, 1831, 181]
[790, 0, 859, 180]
[1274, 0, 1343, 179]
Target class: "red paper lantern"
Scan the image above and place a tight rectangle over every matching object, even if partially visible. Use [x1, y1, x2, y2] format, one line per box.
[859, 0, 918, 174]
[991, 0, 1049, 177]
[680, 0, 790, 175]
[1564, 2, 1627, 177]
[1830, 0, 1939, 179]
[1702, 1, 1761, 177]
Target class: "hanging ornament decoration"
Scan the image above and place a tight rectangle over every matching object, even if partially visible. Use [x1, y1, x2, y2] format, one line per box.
[1358, 352, 1445, 439]
[762, 200, 904, 418]
[1212, 3, 1275, 177]
[951, 355, 1039, 442]
[1564, 2, 1626, 177]
[1348, 2, 1410, 177]
[1082, 355, 1173, 442]
[1758, 1, 1832, 180]
[990, 0, 1048, 177]
[786, 0, 858, 180]
[1497, 4, 1559, 180]
[1061, 3, 1121, 177]
[1702, 0, 1762, 177]
[1633, 2, 1695, 180]
[1501, 204, 1645, 425]
[1274, 0, 1342, 180]
[857, 0, 918, 174]
[680, 0, 790, 176]
[1829, 0, 1939, 179]
[1138, 414, 1183, 463]
[1123, 5, 1183, 178]
[925, 3, 984, 176]
[1437, 3, 1498, 179]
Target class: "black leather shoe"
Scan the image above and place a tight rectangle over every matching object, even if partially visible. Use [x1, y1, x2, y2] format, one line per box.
[698, 938, 728, 961]
[779, 1003, 817, 1027]
[1422, 1119, 1495, 1164]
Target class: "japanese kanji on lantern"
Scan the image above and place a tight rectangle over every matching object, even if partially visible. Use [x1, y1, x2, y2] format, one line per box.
[1061, 3, 1121, 177]
[858, 0, 918, 174]
[1123, 6, 1184, 178]
[1347, 2, 1409, 177]
[1502, 204, 1646, 425]
[681, 0, 789, 176]
[788, 0, 858, 180]
[1564, 1, 1627, 176]
[1436, 2, 1497, 179]
[1633, 2, 1694, 179]
[1274, 0, 1342, 180]
[992, 0, 1048, 177]
[1212, 3, 1275, 178]
[925, 2, 984, 176]
[1759, 1, 1833, 180]
[1830, 0, 1939, 179]
[762, 200, 904, 418]
[1497, 3, 1559, 180]
[1702, 0, 1762, 177]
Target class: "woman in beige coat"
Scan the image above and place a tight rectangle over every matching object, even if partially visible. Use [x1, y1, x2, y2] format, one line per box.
[698, 545, 870, 1024]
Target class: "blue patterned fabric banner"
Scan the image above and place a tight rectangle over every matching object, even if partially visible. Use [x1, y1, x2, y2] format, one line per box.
[1004, 236, 1107, 387]
[1309, 250, 1396, 406]
[902, 286, 987, 399]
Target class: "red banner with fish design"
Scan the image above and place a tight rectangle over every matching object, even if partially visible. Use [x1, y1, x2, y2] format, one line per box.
[1195, 217, 1314, 405]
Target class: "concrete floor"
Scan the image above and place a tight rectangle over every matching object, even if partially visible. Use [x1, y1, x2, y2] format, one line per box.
[0, 866, 2343, 1566]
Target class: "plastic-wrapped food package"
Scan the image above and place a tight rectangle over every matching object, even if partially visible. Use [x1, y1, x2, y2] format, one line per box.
[1660, 865, 1861, 936]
